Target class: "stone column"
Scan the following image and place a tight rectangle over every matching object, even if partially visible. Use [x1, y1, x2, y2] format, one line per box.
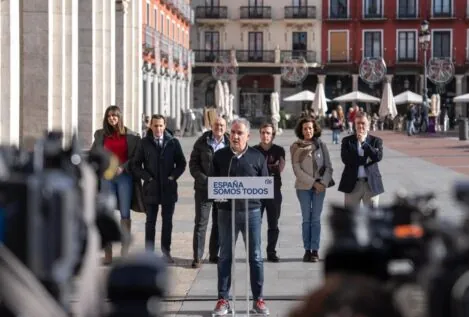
[132, 0, 143, 133]
[0, 1, 21, 145]
[110, 0, 116, 105]
[230, 76, 238, 114]
[181, 79, 186, 111]
[159, 73, 166, 116]
[102, 0, 112, 113]
[455, 74, 464, 117]
[115, 1, 125, 112]
[175, 77, 182, 131]
[171, 75, 177, 128]
[144, 67, 152, 117]
[352, 74, 359, 91]
[152, 67, 159, 115]
[187, 77, 192, 109]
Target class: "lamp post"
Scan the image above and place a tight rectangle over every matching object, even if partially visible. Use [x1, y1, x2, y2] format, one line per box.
[419, 20, 431, 109]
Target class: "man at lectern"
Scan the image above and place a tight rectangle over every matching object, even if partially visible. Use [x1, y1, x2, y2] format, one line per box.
[210, 118, 270, 316]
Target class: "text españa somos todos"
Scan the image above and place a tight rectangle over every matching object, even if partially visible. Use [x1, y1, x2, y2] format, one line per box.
[212, 181, 269, 196]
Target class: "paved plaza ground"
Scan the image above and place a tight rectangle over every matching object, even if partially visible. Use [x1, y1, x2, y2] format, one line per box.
[107, 128, 469, 316]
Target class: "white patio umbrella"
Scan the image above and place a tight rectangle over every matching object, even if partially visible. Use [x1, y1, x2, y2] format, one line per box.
[379, 82, 398, 119]
[283, 90, 315, 101]
[393, 90, 423, 105]
[215, 80, 225, 115]
[223, 82, 230, 117]
[333, 91, 380, 103]
[453, 93, 469, 103]
[312, 82, 328, 116]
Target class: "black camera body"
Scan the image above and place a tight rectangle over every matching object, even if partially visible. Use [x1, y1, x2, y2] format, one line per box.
[0, 132, 168, 317]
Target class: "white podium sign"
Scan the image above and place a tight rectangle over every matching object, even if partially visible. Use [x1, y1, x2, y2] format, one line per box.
[208, 177, 274, 200]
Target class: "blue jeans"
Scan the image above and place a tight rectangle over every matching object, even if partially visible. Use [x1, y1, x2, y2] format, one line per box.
[332, 129, 340, 143]
[296, 189, 326, 251]
[217, 208, 264, 300]
[406, 119, 415, 135]
[101, 172, 133, 219]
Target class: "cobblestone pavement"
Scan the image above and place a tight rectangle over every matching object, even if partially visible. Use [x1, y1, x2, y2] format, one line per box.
[105, 129, 468, 316]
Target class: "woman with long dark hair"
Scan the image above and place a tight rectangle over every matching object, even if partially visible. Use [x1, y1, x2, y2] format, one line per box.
[91, 105, 140, 264]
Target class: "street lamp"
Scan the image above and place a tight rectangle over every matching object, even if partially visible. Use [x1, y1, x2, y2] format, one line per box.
[419, 20, 431, 109]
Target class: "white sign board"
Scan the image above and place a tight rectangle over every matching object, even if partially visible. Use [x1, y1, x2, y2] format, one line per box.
[208, 177, 274, 199]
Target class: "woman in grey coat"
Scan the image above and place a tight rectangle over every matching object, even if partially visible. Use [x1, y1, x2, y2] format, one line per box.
[91, 105, 140, 264]
[290, 117, 333, 263]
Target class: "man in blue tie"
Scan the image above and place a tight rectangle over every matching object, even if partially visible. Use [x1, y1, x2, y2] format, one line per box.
[132, 114, 187, 262]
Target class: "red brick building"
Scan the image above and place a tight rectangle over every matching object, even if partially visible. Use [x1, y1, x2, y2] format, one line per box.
[321, 0, 469, 117]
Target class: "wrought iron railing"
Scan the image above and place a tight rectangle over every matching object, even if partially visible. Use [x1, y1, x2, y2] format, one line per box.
[195, 6, 228, 19]
[240, 6, 272, 19]
[236, 50, 275, 63]
[193, 50, 231, 63]
[284, 6, 317, 19]
[281, 50, 317, 63]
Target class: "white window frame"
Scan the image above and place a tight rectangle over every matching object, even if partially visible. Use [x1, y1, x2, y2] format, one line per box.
[328, 0, 349, 18]
[362, 0, 383, 18]
[166, 17, 170, 37]
[467, 29, 469, 60]
[431, 28, 453, 59]
[395, 0, 419, 18]
[431, 0, 453, 17]
[153, 6, 158, 27]
[160, 12, 164, 33]
[362, 29, 384, 59]
[327, 29, 350, 61]
[395, 29, 418, 61]
[146, 1, 150, 24]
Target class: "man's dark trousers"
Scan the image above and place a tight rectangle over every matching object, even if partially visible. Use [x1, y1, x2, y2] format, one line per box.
[260, 187, 282, 256]
[145, 203, 175, 254]
[193, 190, 219, 260]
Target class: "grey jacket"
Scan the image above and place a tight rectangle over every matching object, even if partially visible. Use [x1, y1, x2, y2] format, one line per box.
[90, 128, 140, 172]
[290, 138, 333, 190]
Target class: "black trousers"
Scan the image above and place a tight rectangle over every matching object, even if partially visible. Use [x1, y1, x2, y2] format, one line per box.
[261, 187, 282, 255]
[193, 191, 219, 260]
[145, 203, 175, 254]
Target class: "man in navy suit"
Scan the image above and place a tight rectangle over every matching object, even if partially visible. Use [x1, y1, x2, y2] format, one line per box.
[338, 112, 384, 207]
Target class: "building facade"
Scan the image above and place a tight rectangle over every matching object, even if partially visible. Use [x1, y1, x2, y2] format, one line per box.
[0, 0, 143, 148]
[322, 0, 469, 117]
[142, 0, 194, 132]
[191, 0, 322, 125]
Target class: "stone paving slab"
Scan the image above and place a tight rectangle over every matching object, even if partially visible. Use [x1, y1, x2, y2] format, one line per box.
[104, 129, 468, 316]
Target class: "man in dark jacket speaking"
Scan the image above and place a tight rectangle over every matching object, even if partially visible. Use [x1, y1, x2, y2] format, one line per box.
[210, 118, 270, 316]
[132, 114, 186, 262]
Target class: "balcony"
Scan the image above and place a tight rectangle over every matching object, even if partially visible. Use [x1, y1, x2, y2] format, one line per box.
[195, 6, 228, 20]
[281, 50, 317, 63]
[240, 6, 272, 20]
[143, 24, 156, 49]
[396, 56, 418, 63]
[164, 0, 193, 23]
[236, 50, 275, 63]
[193, 50, 231, 63]
[284, 6, 317, 19]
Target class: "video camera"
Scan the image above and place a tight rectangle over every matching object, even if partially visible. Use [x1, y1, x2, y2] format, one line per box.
[0, 131, 168, 317]
[324, 182, 469, 317]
